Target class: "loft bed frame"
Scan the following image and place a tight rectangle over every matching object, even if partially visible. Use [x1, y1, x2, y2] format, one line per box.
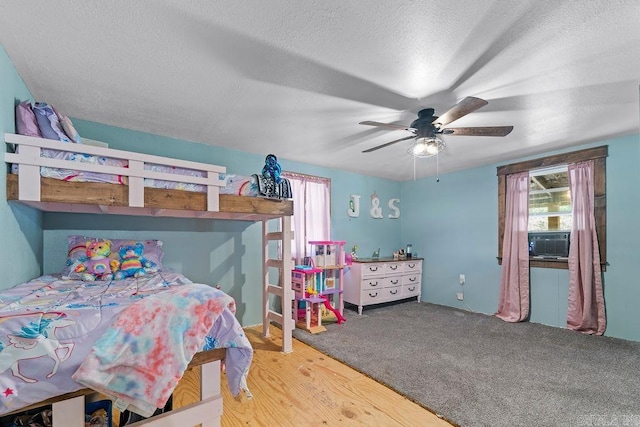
[3, 132, 295, 426]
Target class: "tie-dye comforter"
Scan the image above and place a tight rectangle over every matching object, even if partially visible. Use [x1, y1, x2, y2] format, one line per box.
[0, 270, 252, 416]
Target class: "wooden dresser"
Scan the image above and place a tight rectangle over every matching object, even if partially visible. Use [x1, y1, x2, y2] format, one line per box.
[343, 258, 422, 315]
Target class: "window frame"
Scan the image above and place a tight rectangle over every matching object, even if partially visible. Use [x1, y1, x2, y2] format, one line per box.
[496, 146, 607, 270]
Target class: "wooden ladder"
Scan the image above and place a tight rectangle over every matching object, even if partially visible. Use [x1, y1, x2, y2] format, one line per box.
[262, 216, 294, 353]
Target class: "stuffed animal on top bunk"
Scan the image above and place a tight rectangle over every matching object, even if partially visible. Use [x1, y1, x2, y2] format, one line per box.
[73, 240, 119, 281]
[252, 154, 292, 199]
[112, 242, 158, 279]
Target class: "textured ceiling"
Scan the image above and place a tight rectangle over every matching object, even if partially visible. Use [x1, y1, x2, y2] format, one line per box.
[1, 1, 639, 181]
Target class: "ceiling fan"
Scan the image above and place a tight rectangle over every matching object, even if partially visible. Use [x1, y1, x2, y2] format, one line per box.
[360, 96, 513, 156]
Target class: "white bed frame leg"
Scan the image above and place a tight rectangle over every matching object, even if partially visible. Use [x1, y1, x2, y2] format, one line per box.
[52, 395, 85, 427]
[119, 360, 223, 427]
[201, 360, 222, 427]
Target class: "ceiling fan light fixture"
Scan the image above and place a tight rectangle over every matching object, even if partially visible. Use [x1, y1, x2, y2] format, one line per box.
[408, 136, 445, 158]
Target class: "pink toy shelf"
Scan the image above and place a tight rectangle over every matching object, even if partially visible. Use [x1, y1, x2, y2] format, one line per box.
[292, 241, 346, 333]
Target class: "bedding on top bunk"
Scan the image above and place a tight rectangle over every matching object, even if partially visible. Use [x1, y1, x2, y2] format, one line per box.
[9, 148, 262, 196]
[0, 269, 252, 417]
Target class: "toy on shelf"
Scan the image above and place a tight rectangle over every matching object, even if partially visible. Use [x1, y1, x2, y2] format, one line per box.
[292, 241, 346, 334]
[252, 153, 292, 199]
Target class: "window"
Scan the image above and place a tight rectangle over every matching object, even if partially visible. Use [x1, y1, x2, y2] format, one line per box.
[497, 146, 607, 270]
[281, 171, 331, 264]
[528, 165, 572, 232]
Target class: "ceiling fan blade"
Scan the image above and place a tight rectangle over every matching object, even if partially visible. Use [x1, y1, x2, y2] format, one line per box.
[359, 121, 416, 132]
[362, 135, 416, 153]
[443, 126, 514, 137]
[432, 96, 489, 127]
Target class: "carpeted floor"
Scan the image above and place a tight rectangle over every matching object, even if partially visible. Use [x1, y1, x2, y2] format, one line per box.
[292, 301, 640, 427]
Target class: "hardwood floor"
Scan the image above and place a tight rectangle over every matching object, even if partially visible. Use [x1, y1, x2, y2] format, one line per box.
[219, 325, 452, 427]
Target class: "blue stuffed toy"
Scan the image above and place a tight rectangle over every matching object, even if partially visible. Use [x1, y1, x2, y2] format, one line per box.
[113, 242, 157, 279]
[262, 154, 282, 184]
[252, 154, 291, 199]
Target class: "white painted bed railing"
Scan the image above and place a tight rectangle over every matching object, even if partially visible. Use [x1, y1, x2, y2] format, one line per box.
[4, 133, 227, 212]
[50, 360, 222, 427]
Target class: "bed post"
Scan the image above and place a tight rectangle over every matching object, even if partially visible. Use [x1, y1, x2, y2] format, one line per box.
[16, 144, 42, 202]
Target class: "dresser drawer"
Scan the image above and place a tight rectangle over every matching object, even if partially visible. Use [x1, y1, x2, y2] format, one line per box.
[403, 260, 422, 273]
[402, 273, 421, 286]
[402, 282, 421, 298]
[360, 288, 387, 305]
[361, 263, 385, 278]
[384, 262, 403, 276]
[362, 277, 385, 291]
[383, 286, 402, 300]
[384, 276, 402, 288]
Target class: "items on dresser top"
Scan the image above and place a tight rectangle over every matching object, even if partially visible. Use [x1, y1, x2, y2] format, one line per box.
[343, 258, 422, 315]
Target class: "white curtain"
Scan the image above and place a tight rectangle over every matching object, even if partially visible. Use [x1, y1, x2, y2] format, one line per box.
[567, 160, 606, 335]
[496, 171, 530, 322]
[283, 173, 330, 264]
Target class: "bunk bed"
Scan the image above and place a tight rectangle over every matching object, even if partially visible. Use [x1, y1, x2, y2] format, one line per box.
[3, 132, 295, 427]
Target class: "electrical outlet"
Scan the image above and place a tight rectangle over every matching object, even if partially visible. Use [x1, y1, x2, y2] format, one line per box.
[459, 274, 465, 285]
[456, 292, 464, 301]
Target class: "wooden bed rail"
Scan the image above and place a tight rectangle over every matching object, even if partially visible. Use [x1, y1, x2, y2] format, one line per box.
[4, 133, 226, 212]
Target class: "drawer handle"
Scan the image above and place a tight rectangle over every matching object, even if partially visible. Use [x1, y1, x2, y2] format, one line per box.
[408, 286, 415, 291]
[390, 289, 398, 295]
[390, 265, 398, 270]
[390, 279, 399, 284]
[408, 263, 416, 268]
[409, 277, 417, 282]
[368, 292, 378, 297]
[369, 267, 379, 272]
[369, 281, 379, 287]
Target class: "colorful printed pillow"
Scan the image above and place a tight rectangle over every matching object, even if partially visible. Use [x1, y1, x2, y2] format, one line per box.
[15, 100, 42, 137]
[32, 102, 70, 142]
[62, 235, 164, 278]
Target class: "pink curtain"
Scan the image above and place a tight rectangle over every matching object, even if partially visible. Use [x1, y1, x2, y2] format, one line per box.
[496, 172, 530, 322]
[567, 161, 606, 335]
[283, 173, 331, 264]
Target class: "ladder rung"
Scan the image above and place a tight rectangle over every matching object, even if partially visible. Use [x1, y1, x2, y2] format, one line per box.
[267, 284, 282, 297]
[266, 259, 283, 269]
[266, 231, 283, 241]
[267, 310, 283, 324]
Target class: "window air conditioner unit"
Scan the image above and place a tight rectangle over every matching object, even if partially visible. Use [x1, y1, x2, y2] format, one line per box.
[528, 231, 571, 258]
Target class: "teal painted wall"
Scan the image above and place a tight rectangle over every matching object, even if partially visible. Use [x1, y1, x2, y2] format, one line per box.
[401, 134, 640, 341]
[42, 121, 402, 326]
[0, 44, 43, 287]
